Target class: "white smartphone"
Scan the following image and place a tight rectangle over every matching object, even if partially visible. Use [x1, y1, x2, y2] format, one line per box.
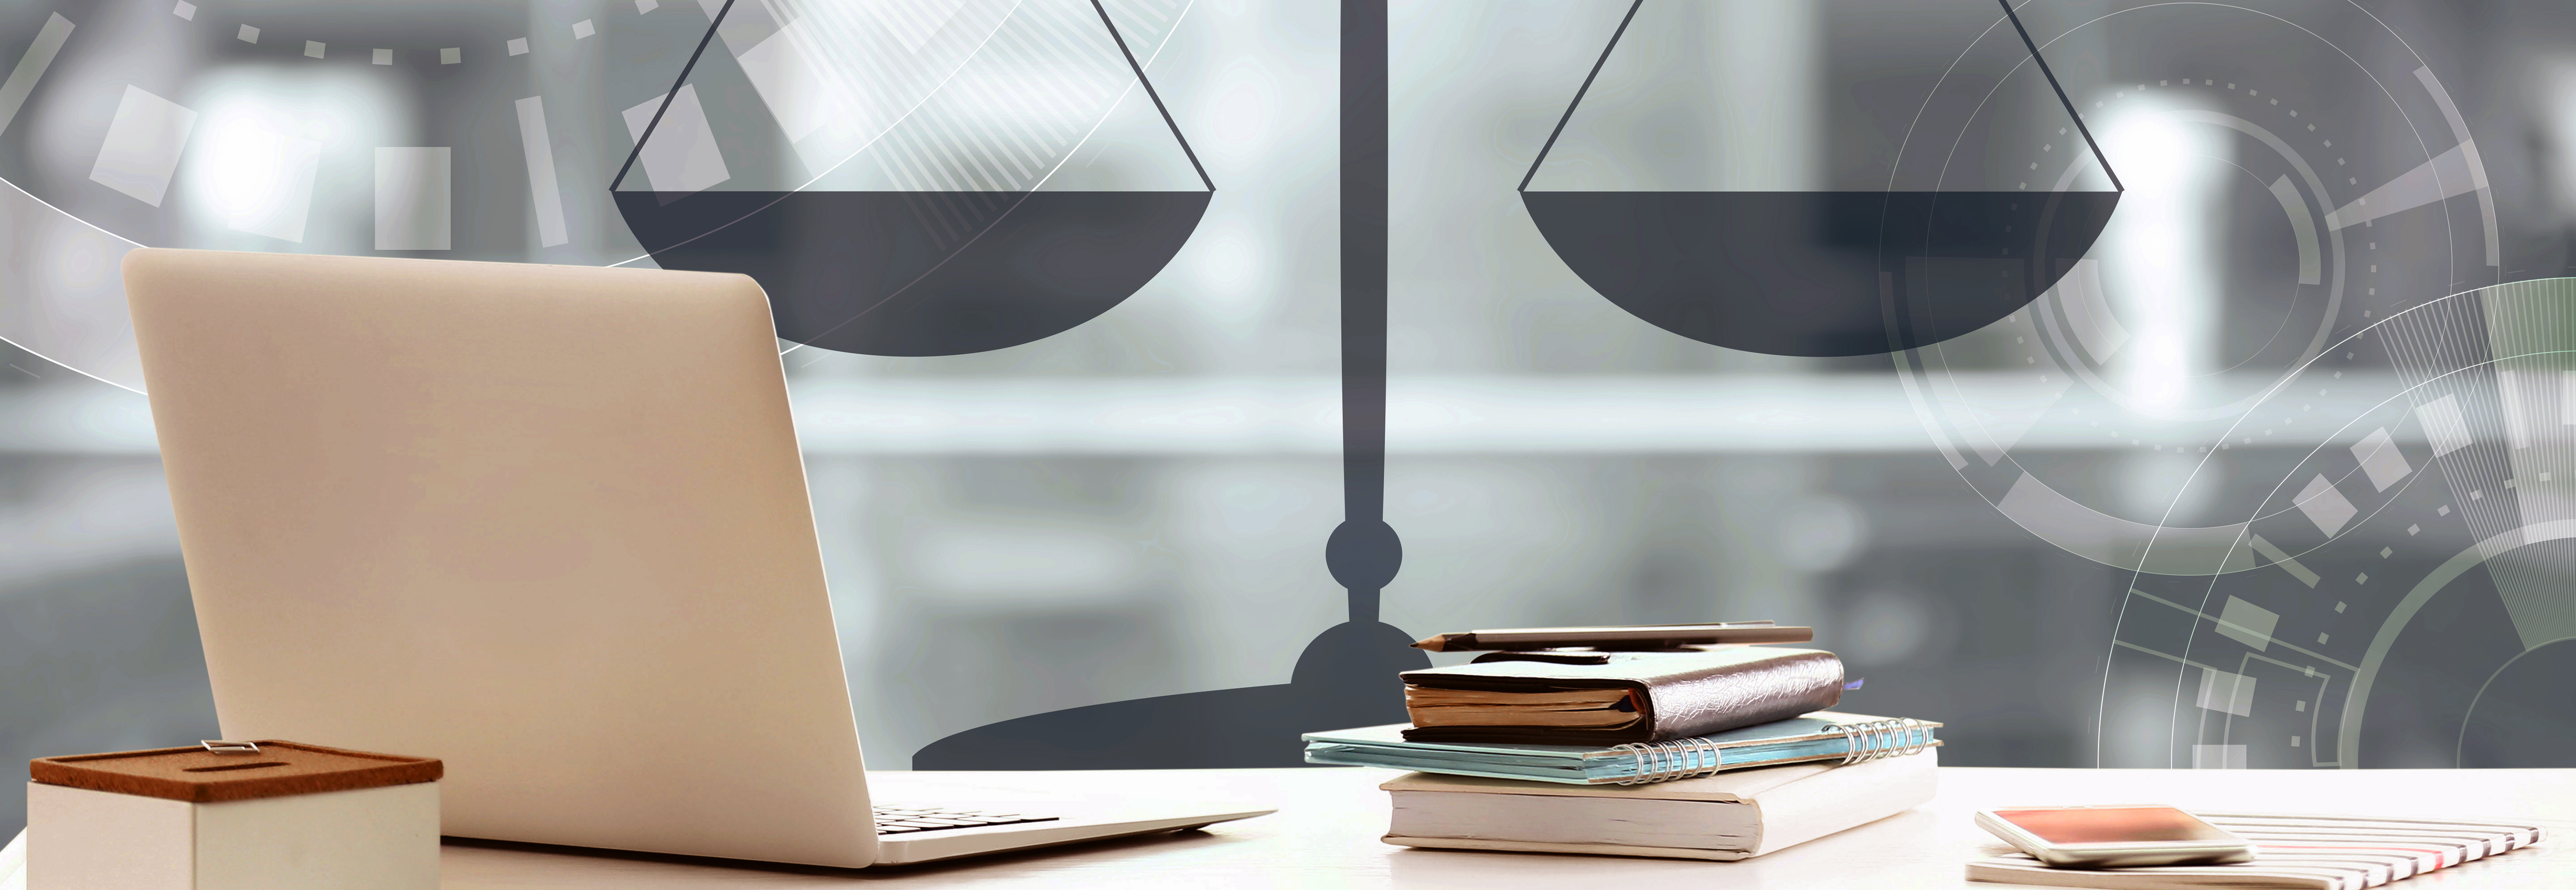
[1974, 805, 2256, 868]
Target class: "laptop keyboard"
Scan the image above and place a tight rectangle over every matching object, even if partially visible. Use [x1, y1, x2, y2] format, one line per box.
[873, 805, 1060, 835]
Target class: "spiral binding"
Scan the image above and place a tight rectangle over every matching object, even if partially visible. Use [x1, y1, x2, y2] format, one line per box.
[1825, 717, 1934, 765]
[1606, 736, 1728, 785]
[1607, 717, 1934, 785]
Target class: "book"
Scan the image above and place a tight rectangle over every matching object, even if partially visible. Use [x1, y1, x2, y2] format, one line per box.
[1304, 711, 1939, 784]
[1398, 647, 1845, 743]
[1380, 747, 1938, 860]
[1966, 812, 2546, 889]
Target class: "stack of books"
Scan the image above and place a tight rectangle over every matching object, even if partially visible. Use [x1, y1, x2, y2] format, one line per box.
[1304, 622, 1941, 860]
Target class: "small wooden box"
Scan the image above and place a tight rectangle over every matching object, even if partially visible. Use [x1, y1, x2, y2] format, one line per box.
[27, 740, 441, 890]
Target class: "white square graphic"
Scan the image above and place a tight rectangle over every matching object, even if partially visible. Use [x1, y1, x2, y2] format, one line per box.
[373, 48, 393, 65]
[2247, 534, 2322, 588]
[2350, 428, 2412, 491]
[736, 21, 845, 143]
[2196, 668, 2257, 717]
[211, 126, 322, 242]
[2416, 394, 2471, 457]
[637, 0, 660, 11]
[2563, 371, 2576, 425]
[621, 85, 731, 193]
[2192, 744, 2247, 769]
[441, 47, 462, 64]
[238, 24, 259, 43]
[0, 14, 74, 140]
[507, 37, 529, 56]
[2216, 596, 2279, 652]
[89, 85, 196, 207]
[376, 148, 451, 250]
[573, 19, 596, 39]
[514, 96, 569, 248]
[2294, 475, 2358, 537]
[305, 40, 325, 59]
[2497, 370, 2540, 448]
[173, 1, 196, 20]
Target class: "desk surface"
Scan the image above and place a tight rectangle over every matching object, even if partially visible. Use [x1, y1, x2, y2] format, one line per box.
[442, 767, 2573, 889]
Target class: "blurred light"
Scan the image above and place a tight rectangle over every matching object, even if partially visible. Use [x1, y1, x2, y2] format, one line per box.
[1777, 495, 1866, 571]
[906, 523, 1143, 606]
[0, 460, 178, 588]
[2118, 449, 2219, 526]
[1185, 215, 1272, 337]
[1844, 588, 1941, 665]
[2098, 107, 2229, 416]
[1, 372, 2421, 457]
[197, 119, 321, 241]
[178, 64, 408, 246]
[2537, 55, 2576, 218]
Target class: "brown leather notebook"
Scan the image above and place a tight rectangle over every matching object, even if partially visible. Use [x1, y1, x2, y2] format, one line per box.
[1399, 647, 1844, 743]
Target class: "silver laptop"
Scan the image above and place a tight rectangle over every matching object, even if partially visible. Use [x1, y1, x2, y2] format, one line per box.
[121, 248, 1269, 868]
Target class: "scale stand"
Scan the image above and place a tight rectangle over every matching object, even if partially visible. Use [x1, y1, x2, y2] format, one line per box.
[912, 0, 1424, 769]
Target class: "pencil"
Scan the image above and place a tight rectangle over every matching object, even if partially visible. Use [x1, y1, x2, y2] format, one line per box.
[1411, 622, 1812, 652]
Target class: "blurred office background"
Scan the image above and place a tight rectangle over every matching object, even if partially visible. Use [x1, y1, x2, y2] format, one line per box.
[9, 0, 2576, 837]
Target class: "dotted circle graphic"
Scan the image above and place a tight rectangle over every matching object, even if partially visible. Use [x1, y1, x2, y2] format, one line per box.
[1897, 3, 2543, 768]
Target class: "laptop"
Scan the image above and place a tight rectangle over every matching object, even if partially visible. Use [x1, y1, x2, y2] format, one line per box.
[121, 249, 1270, 868]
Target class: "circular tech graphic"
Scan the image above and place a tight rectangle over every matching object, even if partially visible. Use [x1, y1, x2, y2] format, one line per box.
[2113, 277, 2576, 771]
[1893, 1, 2570, 768]
[0, 0, 1195, 390]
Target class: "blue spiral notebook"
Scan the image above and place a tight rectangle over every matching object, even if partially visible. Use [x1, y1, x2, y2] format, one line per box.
[1302, 710, 1939, 785]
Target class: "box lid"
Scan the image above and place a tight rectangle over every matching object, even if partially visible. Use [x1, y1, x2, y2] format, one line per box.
[30, 741, 441, 803]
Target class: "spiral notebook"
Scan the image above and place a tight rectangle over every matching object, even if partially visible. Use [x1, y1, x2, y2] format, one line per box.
[1302, 711, 1938, 784]
[1967, 812, 2546, 889]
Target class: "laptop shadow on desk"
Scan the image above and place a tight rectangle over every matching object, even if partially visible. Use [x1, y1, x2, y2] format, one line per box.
[912, 621, 1428, 770]
[442, 825, 1237, 881]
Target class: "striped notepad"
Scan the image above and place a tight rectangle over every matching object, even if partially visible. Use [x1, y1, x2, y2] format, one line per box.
[1967, 812, 2545, 890]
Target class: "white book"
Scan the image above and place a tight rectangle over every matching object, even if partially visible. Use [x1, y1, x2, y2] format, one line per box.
[1380, 748, 1937, 860]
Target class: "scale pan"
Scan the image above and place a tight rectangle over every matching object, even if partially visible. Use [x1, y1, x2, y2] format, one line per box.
[1523, 189, 2118, 357]
[617, 190, 1209, 357]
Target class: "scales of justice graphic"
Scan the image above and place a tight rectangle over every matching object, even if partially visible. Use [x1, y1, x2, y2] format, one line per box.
[608, 0, 2117, 767]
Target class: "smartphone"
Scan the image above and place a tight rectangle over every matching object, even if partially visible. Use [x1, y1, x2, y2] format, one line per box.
[1974, 805, 2256, 868]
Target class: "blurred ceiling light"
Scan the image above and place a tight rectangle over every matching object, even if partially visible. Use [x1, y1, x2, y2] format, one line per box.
[2098, 107, 2229, 417]
[179, 64, 406, 245]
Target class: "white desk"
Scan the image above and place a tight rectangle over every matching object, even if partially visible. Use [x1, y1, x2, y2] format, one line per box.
[444, 767, 2571, 888]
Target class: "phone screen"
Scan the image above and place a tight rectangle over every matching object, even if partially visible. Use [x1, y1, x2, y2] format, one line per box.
[1991, 807, 2236, 844]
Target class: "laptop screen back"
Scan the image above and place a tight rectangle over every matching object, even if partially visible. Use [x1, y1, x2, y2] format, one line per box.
[124, 249, 876, 867]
